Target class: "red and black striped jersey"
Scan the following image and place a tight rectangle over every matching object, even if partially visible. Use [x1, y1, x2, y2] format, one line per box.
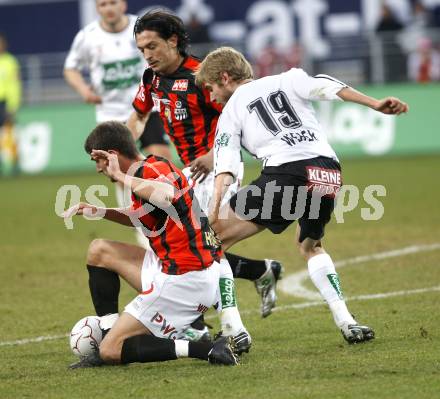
[132, 56, 223, 166]
[130, 155, 221, 275]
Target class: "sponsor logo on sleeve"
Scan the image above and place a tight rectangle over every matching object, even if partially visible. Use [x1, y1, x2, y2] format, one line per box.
[135, 85, 145, 102]
[216, 132, 231, 147]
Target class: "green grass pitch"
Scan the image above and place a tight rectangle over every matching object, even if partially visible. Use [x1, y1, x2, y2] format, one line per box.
[1, 155, 439, 398]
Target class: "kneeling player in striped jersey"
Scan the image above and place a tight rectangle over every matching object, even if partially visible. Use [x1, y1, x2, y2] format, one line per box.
[65, 121, 239, 367]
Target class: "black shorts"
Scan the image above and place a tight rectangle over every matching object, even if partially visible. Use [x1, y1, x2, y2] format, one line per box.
[138, 111, 169, 148]
[229, 156, 342, 242]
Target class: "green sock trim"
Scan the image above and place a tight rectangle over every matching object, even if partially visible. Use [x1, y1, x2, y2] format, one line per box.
[327, 273, 344, 300]
[219, 278, 237, 309]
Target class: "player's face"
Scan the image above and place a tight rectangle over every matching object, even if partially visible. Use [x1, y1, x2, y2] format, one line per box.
[96, 0, 126, 26]
[136, 30, 181, 75]
[92, 157, 116, 182]
[205, 82, 232, 105]
[93, 157, 107, 174]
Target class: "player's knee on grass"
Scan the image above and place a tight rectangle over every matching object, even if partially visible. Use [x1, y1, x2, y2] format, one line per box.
[87, 238, 112, 266]
[99, 337, 123, 364]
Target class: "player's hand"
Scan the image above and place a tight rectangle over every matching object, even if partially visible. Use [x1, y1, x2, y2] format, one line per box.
[374, 97, 409, 115]
[62, 202, 99, 218]
[189, 152, 213, 182]
[91, 149, 122, 181]
[143, 68, 154, 88]
[82, 86, 102, 104]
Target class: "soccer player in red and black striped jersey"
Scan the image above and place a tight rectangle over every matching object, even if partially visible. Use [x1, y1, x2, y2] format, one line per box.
[66, 121, 239, 368]
[126, 11, 282, 336]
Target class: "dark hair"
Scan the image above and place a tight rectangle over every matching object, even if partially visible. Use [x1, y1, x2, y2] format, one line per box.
[84, 121, 138, 159]
[134, 10, 189, 56]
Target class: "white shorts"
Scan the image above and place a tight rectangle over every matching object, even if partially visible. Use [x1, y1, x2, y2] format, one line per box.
[124, 250, 220, 339]
[182, 163, 244, 215]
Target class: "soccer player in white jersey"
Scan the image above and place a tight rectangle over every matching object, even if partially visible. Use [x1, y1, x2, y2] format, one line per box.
[64, 0, 142, 123]
[64, 0, 170, 158]
[195, 47, 409, 344]
[64, 0, 171, 245]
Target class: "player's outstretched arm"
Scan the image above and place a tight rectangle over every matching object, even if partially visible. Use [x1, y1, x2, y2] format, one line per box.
[63, 68, 102, 104]
[337, 87, 409, 115]
[61, 202, 134, 226]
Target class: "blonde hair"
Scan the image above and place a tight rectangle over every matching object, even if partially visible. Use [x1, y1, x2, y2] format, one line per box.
[195, 47, 253, 86]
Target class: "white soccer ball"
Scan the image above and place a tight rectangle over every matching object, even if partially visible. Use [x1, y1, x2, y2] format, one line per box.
[69, 316, 103, 357]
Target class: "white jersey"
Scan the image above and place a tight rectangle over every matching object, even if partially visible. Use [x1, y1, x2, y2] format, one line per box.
[214, 68, 347, 180]
[65, 15, 144, 122]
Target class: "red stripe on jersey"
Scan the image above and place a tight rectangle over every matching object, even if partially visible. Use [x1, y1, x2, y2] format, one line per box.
[131, 156, 221, 275]
[183, 57, 200, 71]
[187, 92, 210, 159]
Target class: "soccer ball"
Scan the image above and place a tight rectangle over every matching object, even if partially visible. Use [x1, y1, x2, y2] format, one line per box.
[69, 316, 103, 357]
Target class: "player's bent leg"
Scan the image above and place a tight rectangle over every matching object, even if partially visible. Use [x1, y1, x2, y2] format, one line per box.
[70, 313, 239, 368]
[212, 205, 264, 251]
[87, 239, 145, 291]
[296, 225, 375, 344]
[99, 312, 152, 364]
[85, 239, 145, 316]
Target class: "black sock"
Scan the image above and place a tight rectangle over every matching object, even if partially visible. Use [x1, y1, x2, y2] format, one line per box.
[121, 334, 177, 364]
[87, 265, 120, 316]
[225, 253, 267, 281]
[188, 341, 213, 360]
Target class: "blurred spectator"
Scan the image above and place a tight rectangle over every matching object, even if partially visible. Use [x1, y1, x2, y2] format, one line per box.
[376, 3, 407, 82]
[400, 1, 434, 53]
[0, 33, 21, 176]
[376, 3, 404, 32]
[284, 44, 303, 70]
[408, 37, 440, 81]
[255, 46, 279, 78]
[254, 44, 303, 78]
[186, 13, 211, 59]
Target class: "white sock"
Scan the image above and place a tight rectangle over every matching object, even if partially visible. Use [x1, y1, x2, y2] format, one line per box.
[218, 258, 246, 336]
[174, 340, 189, 358]
[308, 253, 356, 327]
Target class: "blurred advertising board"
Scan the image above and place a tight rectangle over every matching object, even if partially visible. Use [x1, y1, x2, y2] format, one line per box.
[2, 0, 387, 58]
